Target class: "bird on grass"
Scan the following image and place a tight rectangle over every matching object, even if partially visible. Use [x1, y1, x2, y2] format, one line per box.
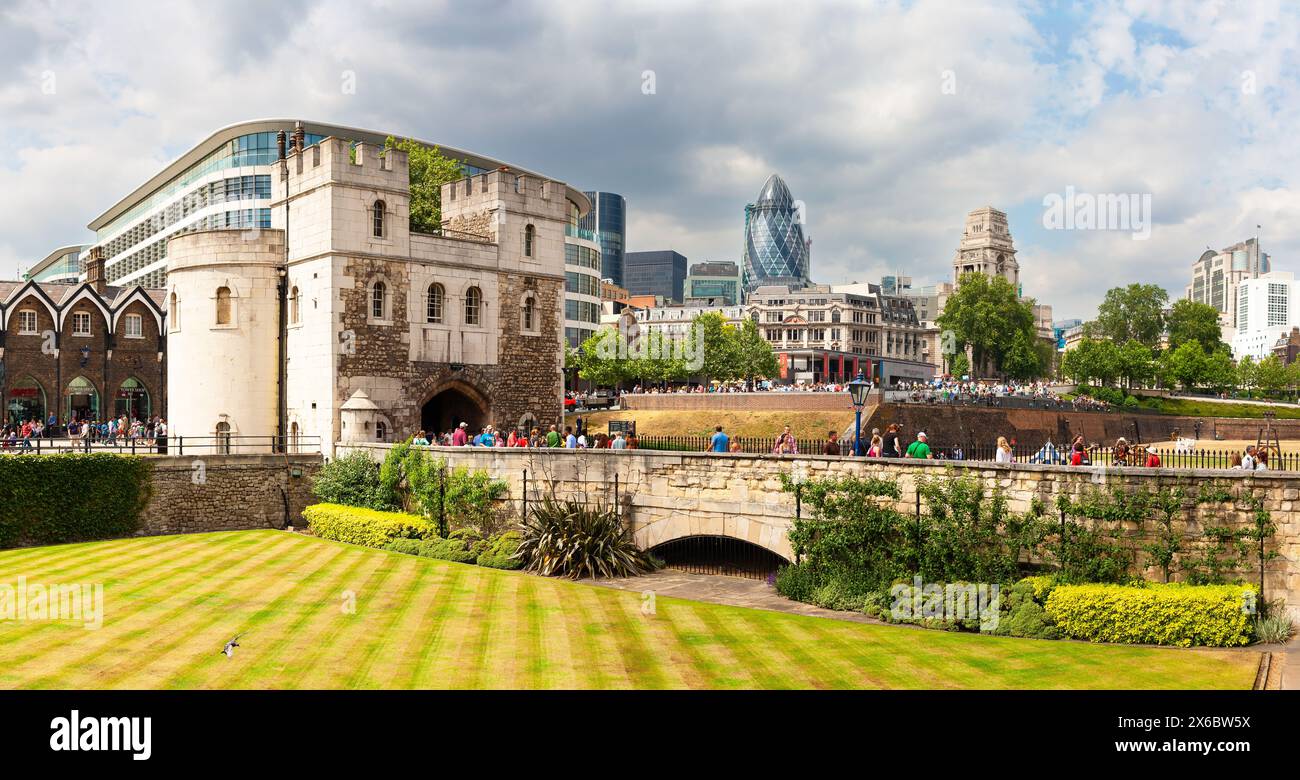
[220, 632, 246, 658]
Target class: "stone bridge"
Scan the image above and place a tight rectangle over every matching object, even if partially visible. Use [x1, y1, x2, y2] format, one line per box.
[337, 444, 1300, 611]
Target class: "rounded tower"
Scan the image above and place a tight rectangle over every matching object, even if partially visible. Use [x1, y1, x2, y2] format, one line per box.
[165, 228, 285, 451]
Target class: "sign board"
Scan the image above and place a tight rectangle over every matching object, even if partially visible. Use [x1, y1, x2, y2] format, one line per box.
[608, 420, 636, 436]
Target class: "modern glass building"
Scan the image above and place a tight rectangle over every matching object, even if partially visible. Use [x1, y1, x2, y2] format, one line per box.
[625, 250, 687, 303]
[742, 174, 810, 295]
[685, 260, 741, 305]
[564, 220, 604, 348]
[23, 244, 87, 283]
[82, 120, 523, 289]
[579, 191, 626, 288]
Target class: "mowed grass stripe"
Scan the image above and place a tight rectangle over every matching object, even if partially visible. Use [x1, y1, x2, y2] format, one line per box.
[160, 543, 356, 686]
[403, 563, 471, 689]
[362, 554, 454, 689]
[282, 544, 416, 689]
[0, 534, 172, 575]
[530, 577, 579, 689]
[420, 559, 490, 688]
[566, 582, 639, 689]
[0, 534, 266, 669]
[477, 571, 523, 689]
[655, 600, 759, 689]
[342, 553, 432, 689]
[224, 545, 380, 689]
[589, 586, 675, 689]
[92, 539, 330, 689]
[16, 535, 302, 688]
[0, 532, 1263, 690]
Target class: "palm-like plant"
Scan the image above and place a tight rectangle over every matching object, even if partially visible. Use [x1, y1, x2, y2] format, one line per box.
[515, 497, 657, 579]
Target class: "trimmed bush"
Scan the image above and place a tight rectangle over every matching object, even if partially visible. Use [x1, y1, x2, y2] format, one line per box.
[477, 531, 523, 570]
[313, 451, 393, 511]
[303, 503, 434, 548]
[1045, 582, 1256, 647]
[0, 454, 152, 547]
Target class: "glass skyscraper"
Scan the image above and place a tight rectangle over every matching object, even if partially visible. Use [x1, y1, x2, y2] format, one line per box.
[742, 174, 810, 294]
[579, 191, 626, 287]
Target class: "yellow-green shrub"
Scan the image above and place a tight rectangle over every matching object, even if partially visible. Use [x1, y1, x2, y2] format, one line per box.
[1045, 582, 1256, 647]
[303, 503, 434, 548]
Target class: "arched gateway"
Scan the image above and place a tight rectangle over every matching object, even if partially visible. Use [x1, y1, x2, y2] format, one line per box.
[420, 381, 490, 436]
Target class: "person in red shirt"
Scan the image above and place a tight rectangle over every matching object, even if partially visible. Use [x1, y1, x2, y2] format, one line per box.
[1144, 446, 1161, 468]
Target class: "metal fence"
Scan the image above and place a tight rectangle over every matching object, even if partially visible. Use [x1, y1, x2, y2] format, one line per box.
[884, 391, 1130, 414]
[0, 435, 322, 456]
[634, 435, 1286, 470]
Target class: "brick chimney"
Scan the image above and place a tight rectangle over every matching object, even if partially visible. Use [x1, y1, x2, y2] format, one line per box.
[85, 246, 107, 293]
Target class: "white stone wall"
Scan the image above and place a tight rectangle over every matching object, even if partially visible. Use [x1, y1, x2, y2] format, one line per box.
[165, 229, 282, 449]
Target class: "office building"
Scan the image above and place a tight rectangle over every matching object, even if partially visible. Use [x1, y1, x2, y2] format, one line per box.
[684, 261, 741, 305]
[742, 174, 810, 294]
[624, 250, 687, 303]
[579, 191, 627, 288]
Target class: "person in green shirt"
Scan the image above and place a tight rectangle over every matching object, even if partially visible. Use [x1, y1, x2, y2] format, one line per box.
[905, 431, 932, 459]
[545, 424, 562, 448]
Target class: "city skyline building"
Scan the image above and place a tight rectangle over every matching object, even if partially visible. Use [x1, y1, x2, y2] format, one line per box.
[684, 260, 741, 305]
[579, 191, 627, 288]
[624, 250, 687, 303]
[742, 174, 810, 294]
[1187, 237, 1270, 340]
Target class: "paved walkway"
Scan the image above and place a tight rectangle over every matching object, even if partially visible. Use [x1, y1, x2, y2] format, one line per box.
[1280, 636, 1299, 690]
[584, 569, 884, 625]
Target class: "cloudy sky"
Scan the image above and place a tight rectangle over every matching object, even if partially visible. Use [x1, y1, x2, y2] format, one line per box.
[1, 0, 1297, 320]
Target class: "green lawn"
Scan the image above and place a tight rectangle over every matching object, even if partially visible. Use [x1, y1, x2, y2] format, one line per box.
[0, 531, 1259, 689]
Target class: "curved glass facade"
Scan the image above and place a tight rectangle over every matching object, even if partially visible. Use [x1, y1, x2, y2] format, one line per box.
[579, 191, 625, 286]
[742, 174, 810, 294]
[29, 248, 83, 283]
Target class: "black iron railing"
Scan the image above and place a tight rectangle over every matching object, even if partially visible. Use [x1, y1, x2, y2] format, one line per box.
[0, 435, 321, 456]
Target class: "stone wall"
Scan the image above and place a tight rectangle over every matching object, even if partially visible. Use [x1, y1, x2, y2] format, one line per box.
[864, 401, 1300, 452]
[339, 443, 1299, 613]
[139, 454, 321, 536]
[621, 392, 864, 412]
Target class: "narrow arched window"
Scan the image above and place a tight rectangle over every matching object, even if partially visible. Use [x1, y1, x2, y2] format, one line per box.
[522, 295, 536, 332]
[524, 224, 535, 257]
[216, 287, 232, 325]
[216, 421, 232, 454]
[169, 292, 179, 330]
[465, 286, 482, 326]
[427, 283, 444, 323]
[372, 201, 385, 238]
[372, 281, 386, 319]
[290, 286, 301, 324]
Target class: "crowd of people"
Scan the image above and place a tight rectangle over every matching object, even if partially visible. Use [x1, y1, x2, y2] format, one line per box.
[627, 380, 853, 394]
[1, 414, 169, 452]
[410, 421, 638, 450]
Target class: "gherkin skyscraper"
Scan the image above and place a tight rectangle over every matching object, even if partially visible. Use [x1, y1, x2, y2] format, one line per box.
[742, 174, 810, 295]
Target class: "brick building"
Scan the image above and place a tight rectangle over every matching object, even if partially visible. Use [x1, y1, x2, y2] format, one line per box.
[0, 248, 166, 426]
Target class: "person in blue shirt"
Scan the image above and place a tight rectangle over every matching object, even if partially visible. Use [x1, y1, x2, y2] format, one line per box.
[564, 426, 578, 449]
[709, 426, 729, 453]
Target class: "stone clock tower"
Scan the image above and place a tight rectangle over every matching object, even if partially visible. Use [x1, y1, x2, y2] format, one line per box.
[953, 206, 1019, 291]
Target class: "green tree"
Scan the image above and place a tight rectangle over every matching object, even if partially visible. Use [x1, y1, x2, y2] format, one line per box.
[936, 273, 1039, 378]
[732, 318, 778, 385]
[573, 328, 633, 387]
[1165, 298, 1225, 353]
[1117, 339, 1155, 389]
[1090, 284, 1169, 347]
[384, 136, 465, 233]
[1061, 339, 1121, 386]
[1159, 341, 1208, 390]
[690, 311, 739, 382]
[1255, 354, 1289, 396]
[948, 351, 970, 379]
[1236, 354, 1257, 395]
[1202, 349, 1237, 393]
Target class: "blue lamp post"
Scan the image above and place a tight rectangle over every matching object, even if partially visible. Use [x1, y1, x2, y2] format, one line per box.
[848, 370, 872, 456]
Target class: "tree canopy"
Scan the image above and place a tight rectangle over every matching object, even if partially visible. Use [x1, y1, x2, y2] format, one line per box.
[384, 136, 465, 233]
[936, 273, 1044, 378]
[1088, 284, 1168, 347]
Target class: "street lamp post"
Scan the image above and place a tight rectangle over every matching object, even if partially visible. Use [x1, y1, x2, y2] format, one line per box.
[848, 369, 872, 456]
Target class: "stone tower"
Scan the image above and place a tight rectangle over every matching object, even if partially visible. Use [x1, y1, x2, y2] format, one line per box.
[953, 206, 1019, 291]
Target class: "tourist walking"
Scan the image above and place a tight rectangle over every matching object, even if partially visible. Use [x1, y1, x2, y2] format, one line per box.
[1113, 437, 1130, 466]
[709, 425, 729, 453]
[452, 422, 469, 446]
[883, 424, 903, 458]
[773, 426, 798, 455]
[866, 433, 882, 457]
[905, 431, 932, 459]
[1144, 445, 1161, 468]
[412, 430, 430, 446]
[822, 430, 841, 455]
[995, 436, 1013, 463]
[612, 431, 627, 450]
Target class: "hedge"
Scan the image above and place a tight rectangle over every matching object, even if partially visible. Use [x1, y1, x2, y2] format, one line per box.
[1045, 582, 1257, 647]
[302, 503, 434, 548]
[0, 453, 152, 547]
[476, 530, 523, 570]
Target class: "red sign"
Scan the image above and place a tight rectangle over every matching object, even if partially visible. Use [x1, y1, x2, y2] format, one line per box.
[778, 353, 788, 379]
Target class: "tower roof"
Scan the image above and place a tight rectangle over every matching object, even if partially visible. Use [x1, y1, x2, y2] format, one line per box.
[755, 174, 795, 208]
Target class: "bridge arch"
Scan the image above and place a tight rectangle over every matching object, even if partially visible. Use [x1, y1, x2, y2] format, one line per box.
[635, 512, 793, 576]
